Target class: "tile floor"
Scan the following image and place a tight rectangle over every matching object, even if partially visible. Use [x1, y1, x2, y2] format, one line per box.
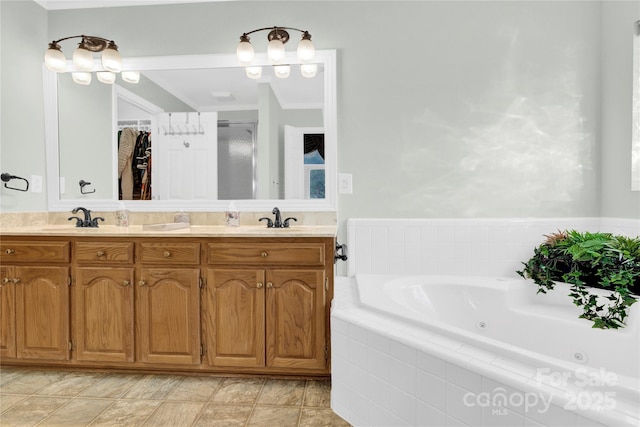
[0, 367, 351, 427]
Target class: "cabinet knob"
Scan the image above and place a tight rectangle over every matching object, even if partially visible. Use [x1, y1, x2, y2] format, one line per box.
[164, 251, 171, 258]
[257, 282, 263, 288]
[122, 280, 130, 286]
[266, 282, 273, 288]
[1, 277, 9, 284]
[5, 249, 15, 255]
[12, 278, 21, 284]
[261, 251, 268, 258]
[139, 280, 146, 287]
[96, 250, 105, 257]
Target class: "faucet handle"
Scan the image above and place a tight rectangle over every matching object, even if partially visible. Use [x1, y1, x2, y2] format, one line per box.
[259, 217, 274, 228]
[88, 217, 105, 228]
[68, 216, 83, 227]
[283, 217, 297, 228]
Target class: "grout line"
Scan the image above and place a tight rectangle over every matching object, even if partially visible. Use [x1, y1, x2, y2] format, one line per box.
[297, 379, 310, 426]
[243, 377, 266, 427]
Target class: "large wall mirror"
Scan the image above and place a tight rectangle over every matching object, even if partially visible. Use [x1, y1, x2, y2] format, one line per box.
[44, 50, 337, 211]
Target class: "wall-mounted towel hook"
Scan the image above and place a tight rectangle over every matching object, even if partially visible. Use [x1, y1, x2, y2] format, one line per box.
[1, 173, 29, 192]
[79, 180, 95, 194]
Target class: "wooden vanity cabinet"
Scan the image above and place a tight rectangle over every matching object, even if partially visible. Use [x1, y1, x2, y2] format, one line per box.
[136, 242, 201, 365]
[204, 239, 330, 373]
[73, 241, 135, 363]
[0, 240, 70, 361]
[0, 234, 334, 377]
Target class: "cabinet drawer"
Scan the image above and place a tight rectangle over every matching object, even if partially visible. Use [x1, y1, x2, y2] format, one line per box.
[138, 243, 200, 264]
[1, 241, 70, 263]
[207, 243, 325, 266]
[75, 242, 134, 264]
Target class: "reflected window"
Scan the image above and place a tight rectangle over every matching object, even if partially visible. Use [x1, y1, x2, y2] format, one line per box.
[304, 133, 325, 199]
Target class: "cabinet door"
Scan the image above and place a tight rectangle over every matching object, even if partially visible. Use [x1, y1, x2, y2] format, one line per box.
[15, 266, 69, 360]
[266, 269, 326, 369]
[0, 265, 16, 358]
[137, 268, 200, 365]
[75, 268, 134, 362]
[204, 269, 265, 368]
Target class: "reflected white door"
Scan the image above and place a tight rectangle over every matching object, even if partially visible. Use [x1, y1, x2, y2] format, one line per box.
[284, 125, 324, 199]
[154, 112, 218, 200]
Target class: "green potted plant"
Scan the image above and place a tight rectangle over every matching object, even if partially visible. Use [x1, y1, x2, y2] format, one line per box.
[517, 230, 640, 329]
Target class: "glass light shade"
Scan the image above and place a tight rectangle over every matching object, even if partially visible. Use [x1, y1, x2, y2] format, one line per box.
[245, 66, 262, 79]
[44, 47, 67, 72]
[101, 47, 122, 73]
[121, 71, 140, 84]
[297, 38, 315, 63]
[274, 64, 291, 79]
[300, 63, 318, 78]
[72, 72, 92, 85]
[72, 46, 94, 71]
[237, 40, 255, 66]
[267, 39, 286, 64]
[97, 71, 116, 84]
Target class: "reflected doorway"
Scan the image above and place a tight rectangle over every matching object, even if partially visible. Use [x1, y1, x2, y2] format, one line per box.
[218, 121, 257, 200]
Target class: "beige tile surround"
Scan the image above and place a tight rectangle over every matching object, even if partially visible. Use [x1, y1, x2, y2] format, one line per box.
[0, 211, 337, 228]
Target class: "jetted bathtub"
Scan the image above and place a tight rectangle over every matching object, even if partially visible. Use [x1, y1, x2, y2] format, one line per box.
[330, 274, 640, 427]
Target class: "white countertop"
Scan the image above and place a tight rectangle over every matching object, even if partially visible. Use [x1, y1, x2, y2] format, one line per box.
[0, 224, 337, 238]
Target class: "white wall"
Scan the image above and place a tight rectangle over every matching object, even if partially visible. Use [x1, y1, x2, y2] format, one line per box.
[0, 0, 48, 211]
[1, 1, 638, 226]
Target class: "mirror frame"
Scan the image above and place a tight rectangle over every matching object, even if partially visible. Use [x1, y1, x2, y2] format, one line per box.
[44, 50, 337, 212]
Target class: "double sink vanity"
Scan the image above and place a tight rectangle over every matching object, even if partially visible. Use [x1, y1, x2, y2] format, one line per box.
[0, 216, 336, 378]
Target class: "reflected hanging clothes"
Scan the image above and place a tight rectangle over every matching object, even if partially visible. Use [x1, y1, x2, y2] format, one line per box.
[118, 128, 138, 200]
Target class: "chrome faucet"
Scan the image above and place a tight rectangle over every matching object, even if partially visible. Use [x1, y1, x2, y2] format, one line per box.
[259, 207, 297, 228]
[69, 207, 104, 228]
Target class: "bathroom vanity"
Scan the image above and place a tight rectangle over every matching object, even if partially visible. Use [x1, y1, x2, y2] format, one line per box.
[0, 226, 335, 377]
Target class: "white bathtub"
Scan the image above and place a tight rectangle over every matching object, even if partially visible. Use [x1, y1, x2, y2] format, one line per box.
[330, 274, 640, 427]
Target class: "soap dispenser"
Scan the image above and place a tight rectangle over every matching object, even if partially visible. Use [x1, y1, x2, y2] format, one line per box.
[225, 202, 240, 227]
[115, 202, 129, 227]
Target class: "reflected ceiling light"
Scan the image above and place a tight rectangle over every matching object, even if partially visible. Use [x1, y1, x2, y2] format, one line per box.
[237, 26, 316, 78]
[72, 72, 92, 85]
[45, 35, 135, 85]
[96, 71, 116, 84]
[245, 66, 262, 79]
[122, 71, 140, 84]
[300, 63, 318, 78]
[274, 64, 291, 79]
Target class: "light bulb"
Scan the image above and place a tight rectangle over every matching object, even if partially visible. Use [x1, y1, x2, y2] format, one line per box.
[274, 64, 291, 78]
[122, 71, 140, 84]
[73, 45, 94, 71]
[237, 35, 255, 66]
[97, 71, 116, 84]
[300, 63, 317, 78]
[72, 72, 92, 85]
[297, 35, 315, 63]
[44, 44, 67, 72]
[101, 42, 122, 73]
[267, 39, 286, 65]
[245, 66, 262, 79]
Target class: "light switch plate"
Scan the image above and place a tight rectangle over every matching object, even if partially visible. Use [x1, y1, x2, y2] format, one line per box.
[31, 175, 43, 193]
[339, 173, 353, 194]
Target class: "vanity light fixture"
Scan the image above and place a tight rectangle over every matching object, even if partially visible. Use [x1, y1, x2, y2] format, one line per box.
[236, 26, 317, 79]
[44, 35, 138, 86]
